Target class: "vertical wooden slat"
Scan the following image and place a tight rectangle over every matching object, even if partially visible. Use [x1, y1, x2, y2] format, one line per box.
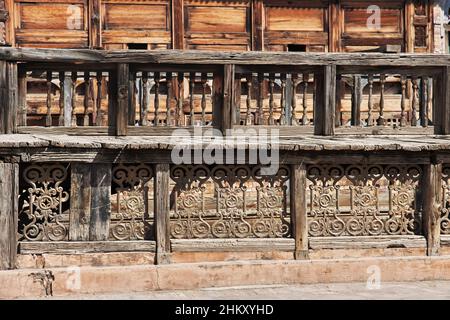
[71, 71, 77, 127]
[0, 61, 17, 133]
[0, 162, 18, 270]
[290, 164, 309, 260]
[377, 74, 386, 126]
[95, 72, 103, 126]
[58, 72, 65, 126]
[329, 0, 341, 52]
[116, 63, 129, 136]
[268, 73, 275, 125]
[89, 164, 112, 241]
[213, 65, 234, 134]
[302, 73, 309, 125]
[280, 73, 287, 125]
[201, 73, 208, 125]
[335, 74, 343, 127]
[141, 72, 149, 126]
[108, 70, 118, 135]
[89, 0, 102, 49]
[172, 0, 184, 49]
[351, 75, 361, 126]
[291, 74, 299, 126]
[422, 162, 441, 256]
[83, 72, 90, 126]
[128, 71, 136, 126]
[420, 76, 428, 127]
[256, 72, 264, 125]
[70, 163, 92, 241]
[154, 163, 171, 264]
[189, 72, 195, 126]
[411, 77, 418, 127]
[367, 74, 374, 126]
[17, 68, 27, 127]
[434, 66, 450, 135]
[177, 72, 184, 126]
[400, 75, 407, 127]
[314, 65, 336, 136]
[245, 74, 252, 125]
[46, 71, 52, 127]
[252, 0, 264, 51]
[154, 71, 160, 127]
[166, 72, 173, 126]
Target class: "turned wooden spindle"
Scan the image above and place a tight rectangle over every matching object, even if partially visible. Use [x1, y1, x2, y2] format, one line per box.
[46, 71, 53, 127]
[268, 73, 275, 125]
[201, 73, 208, 126]
[83, 72, 90, 126]
[141, 72, 149, 126]
[367, 74, 374, 126]
[189, 72, 195, 126]
[377, 74, 386, 126]
[400, 75, 407, 127]
[177, 72, 184, 126]
[58, 72, 65, 126]
[154, 72, 160, 127]
[71, 71, 77, 127]
[95, 72, 103, 126]
[411, 77, 418, 127]
[245, 74, 253, 125]
[166, 72, 172, 126]
[302, 73, 309, 125]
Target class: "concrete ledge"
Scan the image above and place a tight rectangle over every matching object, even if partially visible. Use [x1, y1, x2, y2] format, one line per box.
[3, 255, 450, 299]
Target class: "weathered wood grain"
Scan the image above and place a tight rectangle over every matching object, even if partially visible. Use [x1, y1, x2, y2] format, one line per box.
[19, 241, 156, 254]
[88, 164, 112, 241]
[422, 163, 441, 256]
[171, 238, 295, 252]
[69, 163, 92, 241]
[290, 164, 308, 259]
[309, 235, 427, 250]
[154, 163, 171, 264]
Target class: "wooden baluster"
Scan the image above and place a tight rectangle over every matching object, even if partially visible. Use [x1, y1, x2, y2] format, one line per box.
[177, 72, 184, 126]
[71, 71, 77, 127]
[351, 75, 361, 126]
[58, 72, 65, 126]
[46, 71, 52, 127]
[268, 73, 275, 125]
[95, 72, 103, 126]
[246, 74, 252, 125]
[141, 72, 149, 126]
[280, 73, 287, 125]
[257, 73, 264, 125]
[367, 74, 374, 126]
[291, 74, 299, 126]
[154, 72, 160, 127]
[411, 77, 418, 126]
[189, 72, 195, 126]
[166, 72, 172, 126]
[201, 73, 207, 126]
[420, 76, 427, 127]
[129, 71, 137, 126]
[377, 74, 386, 126]
[302, 73, 309, 125]
[400, 75, 407, 127]
[427, 76, 432, 127]
[83, 72, 90, 126]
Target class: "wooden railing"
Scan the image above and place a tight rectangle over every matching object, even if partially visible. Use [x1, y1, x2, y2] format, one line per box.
[1, 48, 449, 136]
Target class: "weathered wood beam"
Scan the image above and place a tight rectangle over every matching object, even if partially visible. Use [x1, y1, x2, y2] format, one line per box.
[88, 164, 112, 241]
[214, 64, 234, 134]
[89, 0, 102, 49]
[116, 63, 129, 136]
[70, 163, 92, 241]
[172, 0, 184, 49]
[0, 162, 18, 270]
[422, 162, 442, 256]
[154, 163, 171, 264]
[252, 0, 264, 51]
[434, 66, 450, 135]
[0, 60, 17, 133]
[314, 64, 336, 136]
[19, 241, 156, 254]
[290, 164, 309, 260]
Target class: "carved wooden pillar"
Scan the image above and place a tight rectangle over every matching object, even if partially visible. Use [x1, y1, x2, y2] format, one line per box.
[0, 60, 17, 134]
[0, 162, 19, 270]
[290, 164, 309, 260]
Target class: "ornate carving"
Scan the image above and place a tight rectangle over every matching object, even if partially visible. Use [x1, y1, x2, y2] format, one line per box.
[19, 164, 70, 241]
[441, 165, 450, 234]
[170, 165, 290, 239]
[307, 165, 421, 237]
[111, 164, 154, 240]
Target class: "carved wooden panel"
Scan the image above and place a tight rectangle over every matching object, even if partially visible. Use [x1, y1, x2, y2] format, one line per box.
[102, 0, 171, 50]
[0, 0, 8, 45]
[307, 164, 422, 237]
[110, 164, 154, 240]
[441, 165, 450, 234]
[13, 0, 89, 48]
[170, 165, 290, 239]
[184, 0, 251, 51]
[18, 163, 70, 241]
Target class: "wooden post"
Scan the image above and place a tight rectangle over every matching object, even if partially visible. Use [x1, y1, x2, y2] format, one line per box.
[0, 0, 8, 46]
[0, 61, 17, 134]
[329, 0, 341, 52]
[108, 69, 118, 135]
[252, 0, 264, 51]
[422, 162, 442, 256]
[172, 0, 184, 49]
[290, 164, 309, 260]
[116, 63, 129, 136]
[434, 66, 450, 135]
[213, 64, 234, 135]
[88, 164, 112, 241]
[154, 163, 171, 264]
[351, 75, 361, 126]
[0, 162, 18, 270]
[69, 163, 92, 241]
[314, 65, 336, 136]
[17, 68, 27, 127]
[89, 0, 102, 49]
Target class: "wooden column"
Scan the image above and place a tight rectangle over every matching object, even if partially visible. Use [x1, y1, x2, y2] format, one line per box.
[108, 70, 118, 135]
[314, 65, 336, 136]
[89, 0, 102, 49]
[0, 162, 18, 270]
[172, 0, 184, 49]
[0, 0, 8, 46]
[154, 163, 171, 264]
[434, 66, 450, 135]
[213, 64, 234, 134]
[351, 75, 361, 126]
[252, 0, 264, 51]
[328, 0, 341, 52]
[70, 163, 111, 241]
[17, 68, 27, 127]
[0, 61, 17, 134]
[422, 162, 442, 256]
[116, 64, 129, 136]
[290, 164, 309, 260]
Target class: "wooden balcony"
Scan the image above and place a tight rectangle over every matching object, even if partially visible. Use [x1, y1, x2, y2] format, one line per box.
[1, 48, 450, 270]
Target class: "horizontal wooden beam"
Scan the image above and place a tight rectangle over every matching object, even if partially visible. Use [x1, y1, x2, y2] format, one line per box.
[309, 236, 427, 250]
[1, 48, 449, 66]
[19, 241, 156, 254]
[171, 239, 295, 252]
